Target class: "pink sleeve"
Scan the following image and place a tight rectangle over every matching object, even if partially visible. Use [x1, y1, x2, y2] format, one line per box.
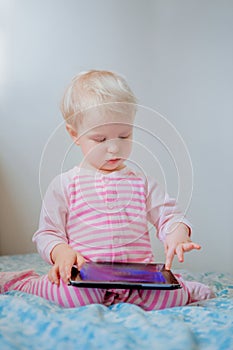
[32, 175, 69, 264]
[146, 176, 191, 242]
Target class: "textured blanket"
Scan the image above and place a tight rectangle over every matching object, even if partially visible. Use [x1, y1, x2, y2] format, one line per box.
[0, 254, 232, 350]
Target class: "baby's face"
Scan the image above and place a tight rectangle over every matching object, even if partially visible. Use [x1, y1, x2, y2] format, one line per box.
[76, 108, 135, 173]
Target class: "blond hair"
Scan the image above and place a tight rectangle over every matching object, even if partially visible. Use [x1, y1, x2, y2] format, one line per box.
[60, 70, 137, 127]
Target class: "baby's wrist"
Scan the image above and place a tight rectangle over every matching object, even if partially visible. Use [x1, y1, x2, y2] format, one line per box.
[180, 223, 191, 236]
[50, 243, 72, 263]
[166, 223, 191, 237]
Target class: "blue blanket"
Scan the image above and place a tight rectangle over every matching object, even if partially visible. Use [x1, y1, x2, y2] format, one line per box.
[0, 254, 233, 350]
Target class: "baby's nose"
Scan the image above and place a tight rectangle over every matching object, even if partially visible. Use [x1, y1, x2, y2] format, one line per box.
[107, 140, 119, 153]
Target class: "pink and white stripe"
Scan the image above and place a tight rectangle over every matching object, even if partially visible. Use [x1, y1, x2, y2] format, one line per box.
[9, 165, 198, 309]
[5, 270, 190, 310]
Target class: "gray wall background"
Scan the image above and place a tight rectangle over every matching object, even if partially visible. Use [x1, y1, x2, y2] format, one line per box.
[0, 0, 232, 273]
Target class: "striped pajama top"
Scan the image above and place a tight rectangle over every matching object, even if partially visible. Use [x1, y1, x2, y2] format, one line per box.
[33, 166, 190, 265]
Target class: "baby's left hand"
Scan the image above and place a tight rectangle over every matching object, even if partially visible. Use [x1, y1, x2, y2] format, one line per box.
[164, 223, 201, 270]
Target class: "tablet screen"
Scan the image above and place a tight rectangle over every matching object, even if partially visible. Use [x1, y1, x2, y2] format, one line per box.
[79, 262, 166, 283]
[69, 262, 181, 290]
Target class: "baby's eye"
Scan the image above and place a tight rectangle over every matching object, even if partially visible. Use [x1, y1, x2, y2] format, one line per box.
[119, 134, 130, 139]
[93, 137, 106, 142]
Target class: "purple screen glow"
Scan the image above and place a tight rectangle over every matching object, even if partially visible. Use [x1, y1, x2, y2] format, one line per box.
[79, 263, 166, 283]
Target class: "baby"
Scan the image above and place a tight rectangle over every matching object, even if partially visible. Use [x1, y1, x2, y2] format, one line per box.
[0, 70, 215, 310]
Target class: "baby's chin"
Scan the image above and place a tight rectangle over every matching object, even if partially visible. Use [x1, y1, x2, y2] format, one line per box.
[79, 158, 127, 173]
[99, 162, 126, 173]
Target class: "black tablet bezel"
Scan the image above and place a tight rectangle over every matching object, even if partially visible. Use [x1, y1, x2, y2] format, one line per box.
[69, 262, 181, 290]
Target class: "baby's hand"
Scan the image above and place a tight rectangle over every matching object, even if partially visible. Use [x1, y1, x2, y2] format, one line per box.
[48, 244, 86, 285]
[164, 223, 201, 270]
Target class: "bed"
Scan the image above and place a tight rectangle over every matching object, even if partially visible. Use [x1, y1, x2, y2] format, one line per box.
[0, 253, 232, 350]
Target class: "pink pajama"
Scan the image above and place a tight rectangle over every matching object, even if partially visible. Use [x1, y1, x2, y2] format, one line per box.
[9, 271, 190, 311]
[2, 166, 214, 309]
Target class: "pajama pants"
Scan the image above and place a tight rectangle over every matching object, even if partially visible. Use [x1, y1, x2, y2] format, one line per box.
[1, 270, 192, 311]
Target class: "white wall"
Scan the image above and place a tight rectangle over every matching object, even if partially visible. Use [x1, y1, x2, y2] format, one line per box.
[0, 0, 232, 273]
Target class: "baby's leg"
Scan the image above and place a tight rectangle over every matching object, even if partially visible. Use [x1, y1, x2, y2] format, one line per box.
[125, 276, 215, 311]
[185, 280, 216, 303]
[0, 270, 105, 308]
[125, 283, 189, 311]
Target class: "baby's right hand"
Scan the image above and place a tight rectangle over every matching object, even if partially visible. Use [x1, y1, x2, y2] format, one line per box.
[48, 243, 86, 285]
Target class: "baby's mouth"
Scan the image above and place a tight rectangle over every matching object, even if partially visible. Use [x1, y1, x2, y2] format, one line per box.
[106, 158, 121, 163]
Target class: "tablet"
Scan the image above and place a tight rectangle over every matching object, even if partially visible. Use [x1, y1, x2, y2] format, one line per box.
[69, 262, 181, 290]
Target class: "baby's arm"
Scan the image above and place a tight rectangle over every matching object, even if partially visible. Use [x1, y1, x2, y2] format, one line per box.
[164, 223, 201, 270]
[146, 176, 200, 269]
[33, 174, 86, 284]
[48, 243, 86, 285]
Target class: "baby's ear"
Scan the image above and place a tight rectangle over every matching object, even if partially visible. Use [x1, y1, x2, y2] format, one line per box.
[66, 124, 80, 144]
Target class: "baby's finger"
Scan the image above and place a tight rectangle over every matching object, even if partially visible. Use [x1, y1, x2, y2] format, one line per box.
[48, 266, 60, 285]
[191, 243, 201, 250]
[182, 242, 201, 252]
[59, 263, 73, 284]
[63, 263, 75, 283]
[176, 242, 201, 264]
[175, 244, 184, 263]
[165, 247, 175, 270]
[76, 254, 87, 270]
